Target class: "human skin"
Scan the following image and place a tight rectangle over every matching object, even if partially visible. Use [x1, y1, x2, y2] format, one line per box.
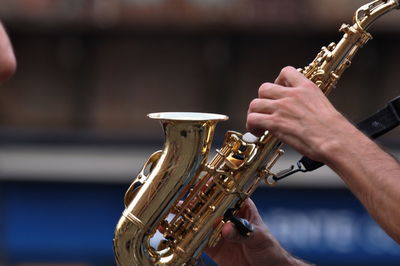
[247, 66, 400, 243]
[205, 198, 309, 266]
[206, 66, 399, 266]
[0, 21, 16, 84]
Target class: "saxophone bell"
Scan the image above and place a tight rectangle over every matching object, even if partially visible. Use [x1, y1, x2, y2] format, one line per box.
[114, 112, 228, 265]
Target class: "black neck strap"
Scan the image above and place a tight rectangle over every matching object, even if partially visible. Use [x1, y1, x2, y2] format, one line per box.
[274, 96, 400, 181]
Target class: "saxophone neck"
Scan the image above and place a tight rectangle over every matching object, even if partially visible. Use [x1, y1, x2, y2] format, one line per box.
[300, 0, 399, 95]
[355, 0, 399, 31]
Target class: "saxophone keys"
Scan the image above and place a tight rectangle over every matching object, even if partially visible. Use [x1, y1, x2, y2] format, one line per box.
[224, 208, 254, 237]
[207, 221, 225, 248]
[265, 173, 278, 186]
[339, 23, 351, 33]
[327, 42, 336, 51]
[266, 148, 284, 169]
[257, 148, 285, 186]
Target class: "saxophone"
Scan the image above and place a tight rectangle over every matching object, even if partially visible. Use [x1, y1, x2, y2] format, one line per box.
[113, 1, 399, 265]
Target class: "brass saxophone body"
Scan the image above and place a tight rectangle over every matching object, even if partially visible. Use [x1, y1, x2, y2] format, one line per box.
[113, 1, 399, 265]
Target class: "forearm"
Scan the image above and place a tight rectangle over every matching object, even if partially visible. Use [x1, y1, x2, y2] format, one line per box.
[321, 118, 400, 243]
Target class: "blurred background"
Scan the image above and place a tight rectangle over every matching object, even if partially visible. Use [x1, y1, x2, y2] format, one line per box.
[0, 0, 399, 265]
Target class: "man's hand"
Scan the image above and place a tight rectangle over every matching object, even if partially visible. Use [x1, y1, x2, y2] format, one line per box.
[205, 198, 309, 266]
[247, 66, 400, 244]
[246, 66, 357, 164]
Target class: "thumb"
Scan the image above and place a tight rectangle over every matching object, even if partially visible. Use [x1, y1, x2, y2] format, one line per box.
[221, 221, 252, 243]
[222, 219, 277, 251]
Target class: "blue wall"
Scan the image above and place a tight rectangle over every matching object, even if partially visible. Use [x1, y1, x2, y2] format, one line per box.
[1, 181, 399, 265]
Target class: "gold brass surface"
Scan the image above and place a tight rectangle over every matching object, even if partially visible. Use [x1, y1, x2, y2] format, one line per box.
[113, 1, 399, 265]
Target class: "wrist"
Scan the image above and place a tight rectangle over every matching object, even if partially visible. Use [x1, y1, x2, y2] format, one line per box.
[313, 113, 362, 165]
[317, 121, 374, 174]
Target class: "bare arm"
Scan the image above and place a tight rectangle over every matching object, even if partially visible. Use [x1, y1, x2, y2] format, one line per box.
[247, 66, 400, 243]
[0, 21, 16, 84]
[321, 119, 400, 243]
